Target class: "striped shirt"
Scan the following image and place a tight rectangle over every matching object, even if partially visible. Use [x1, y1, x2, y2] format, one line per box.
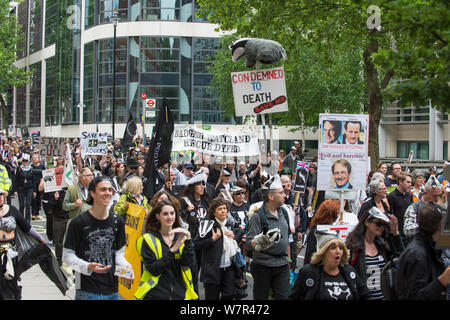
[365, 253, 386, 300]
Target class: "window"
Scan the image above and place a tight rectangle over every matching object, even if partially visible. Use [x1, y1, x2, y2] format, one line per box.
[97, 38, 128, 123]
[29, 62, 41, 126]
[141, 0, 180, 21]
[398, 141, 429, 160]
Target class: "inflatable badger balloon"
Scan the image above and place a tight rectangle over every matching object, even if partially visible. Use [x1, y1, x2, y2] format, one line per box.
[229, 38, 287, 68]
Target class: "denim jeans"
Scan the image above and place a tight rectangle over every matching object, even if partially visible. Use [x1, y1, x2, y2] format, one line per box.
[75, 289, 120, 300]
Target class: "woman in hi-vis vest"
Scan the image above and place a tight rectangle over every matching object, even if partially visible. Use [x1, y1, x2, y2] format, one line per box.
[135, 199, 197, 300]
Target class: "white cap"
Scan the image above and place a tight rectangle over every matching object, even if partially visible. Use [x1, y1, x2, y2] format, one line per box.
[185, 170, 207, 186]
[230, 186, 244, 193]
[368, 207, 390, 223]
[262, 174, 283, 190]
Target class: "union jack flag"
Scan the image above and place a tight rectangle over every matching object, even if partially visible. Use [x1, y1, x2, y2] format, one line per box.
[297, 161, 310, 171]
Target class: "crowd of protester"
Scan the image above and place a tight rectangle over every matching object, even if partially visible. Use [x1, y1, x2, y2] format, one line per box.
[0, 135, 449, 300]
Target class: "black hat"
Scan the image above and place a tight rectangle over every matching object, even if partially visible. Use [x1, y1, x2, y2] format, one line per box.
[125, 157, 140, 168]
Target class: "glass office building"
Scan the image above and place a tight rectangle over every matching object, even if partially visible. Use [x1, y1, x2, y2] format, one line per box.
[11, 0, 234, 138]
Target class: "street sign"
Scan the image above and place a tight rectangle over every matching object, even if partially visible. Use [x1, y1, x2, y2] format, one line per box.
[141, 93, 147, 100]
[145, 98, 156, 109]
[145, 110, 155, 118]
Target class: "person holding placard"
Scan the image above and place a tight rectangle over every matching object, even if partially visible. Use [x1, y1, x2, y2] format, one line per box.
[114, 176, 151, 221]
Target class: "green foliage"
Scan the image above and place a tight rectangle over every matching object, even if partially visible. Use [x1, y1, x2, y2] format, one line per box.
[372, 0, 449, 111]
[0, 0, 31, 91]
[201, 2, 367, 131]
[0, 0, 32, 133]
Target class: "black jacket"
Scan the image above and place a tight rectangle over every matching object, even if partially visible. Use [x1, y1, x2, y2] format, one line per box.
[304, 226, 318, 266]
[395, 230, 447, 300]
[358, 197, 391, 219]
[48, 189, 69, 219]
[290, 264, 369, 300]
[140, 232, 195, 300]
[349, 234, 404, 285]
[194, 218, 243, 285]
[15, 166, 34, 190]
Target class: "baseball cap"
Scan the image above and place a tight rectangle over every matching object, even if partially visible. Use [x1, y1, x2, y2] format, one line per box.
[184, 163, 194, 170]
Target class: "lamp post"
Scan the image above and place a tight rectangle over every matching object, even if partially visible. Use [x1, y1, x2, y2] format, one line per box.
[111, 8, 120, 140]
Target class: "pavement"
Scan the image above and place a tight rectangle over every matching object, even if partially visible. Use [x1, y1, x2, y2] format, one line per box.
[14, 196, 305, 300]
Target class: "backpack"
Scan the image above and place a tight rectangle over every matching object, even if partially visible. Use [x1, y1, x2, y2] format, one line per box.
[380, 257, 400, 300]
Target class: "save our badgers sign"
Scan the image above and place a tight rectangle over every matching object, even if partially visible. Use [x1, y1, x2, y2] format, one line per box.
[81, 131, 108, 156]
[172, 125, 260, 157]
[231, 67, 288, 117]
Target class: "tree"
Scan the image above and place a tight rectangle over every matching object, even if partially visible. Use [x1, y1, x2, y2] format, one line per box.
[0, 0, 31, 135]
[198, 0, 449, 168]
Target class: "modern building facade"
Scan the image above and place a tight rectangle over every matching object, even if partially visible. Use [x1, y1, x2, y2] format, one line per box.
[380, 102, 450, 161]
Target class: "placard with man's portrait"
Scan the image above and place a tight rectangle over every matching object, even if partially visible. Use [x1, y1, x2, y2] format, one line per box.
[317, 114, 369, 191]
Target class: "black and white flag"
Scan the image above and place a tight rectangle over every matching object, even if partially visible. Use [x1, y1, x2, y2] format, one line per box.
[121, 110, 137, 152]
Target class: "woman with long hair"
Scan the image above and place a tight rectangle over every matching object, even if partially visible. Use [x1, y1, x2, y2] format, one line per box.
[346, 207, 404, 300]
[135, 200, 197, 300]
[194, 197, 243, 300]
[214, 169, 234, 199]
[179, 170, 210, 293]
[304, 199, 340, 265]
[180, 172, 210, 240]
[150, 189, 185, 230]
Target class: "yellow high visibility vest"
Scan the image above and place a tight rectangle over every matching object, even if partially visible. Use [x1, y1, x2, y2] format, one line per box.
[134, 233, 198, 300]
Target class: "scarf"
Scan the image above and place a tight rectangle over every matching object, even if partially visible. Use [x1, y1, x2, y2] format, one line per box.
[215, 218, 239, 262]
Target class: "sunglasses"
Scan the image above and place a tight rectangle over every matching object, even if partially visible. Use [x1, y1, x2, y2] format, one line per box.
[369, 219, 387, 228]
[234, 192, 245, 195]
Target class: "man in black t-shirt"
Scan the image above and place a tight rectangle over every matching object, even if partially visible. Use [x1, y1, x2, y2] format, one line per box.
[387, 172, 413, 241]
[63, 176, 131, 300]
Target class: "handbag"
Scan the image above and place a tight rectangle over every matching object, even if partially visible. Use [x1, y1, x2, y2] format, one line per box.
[232, 250, 246, 268]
